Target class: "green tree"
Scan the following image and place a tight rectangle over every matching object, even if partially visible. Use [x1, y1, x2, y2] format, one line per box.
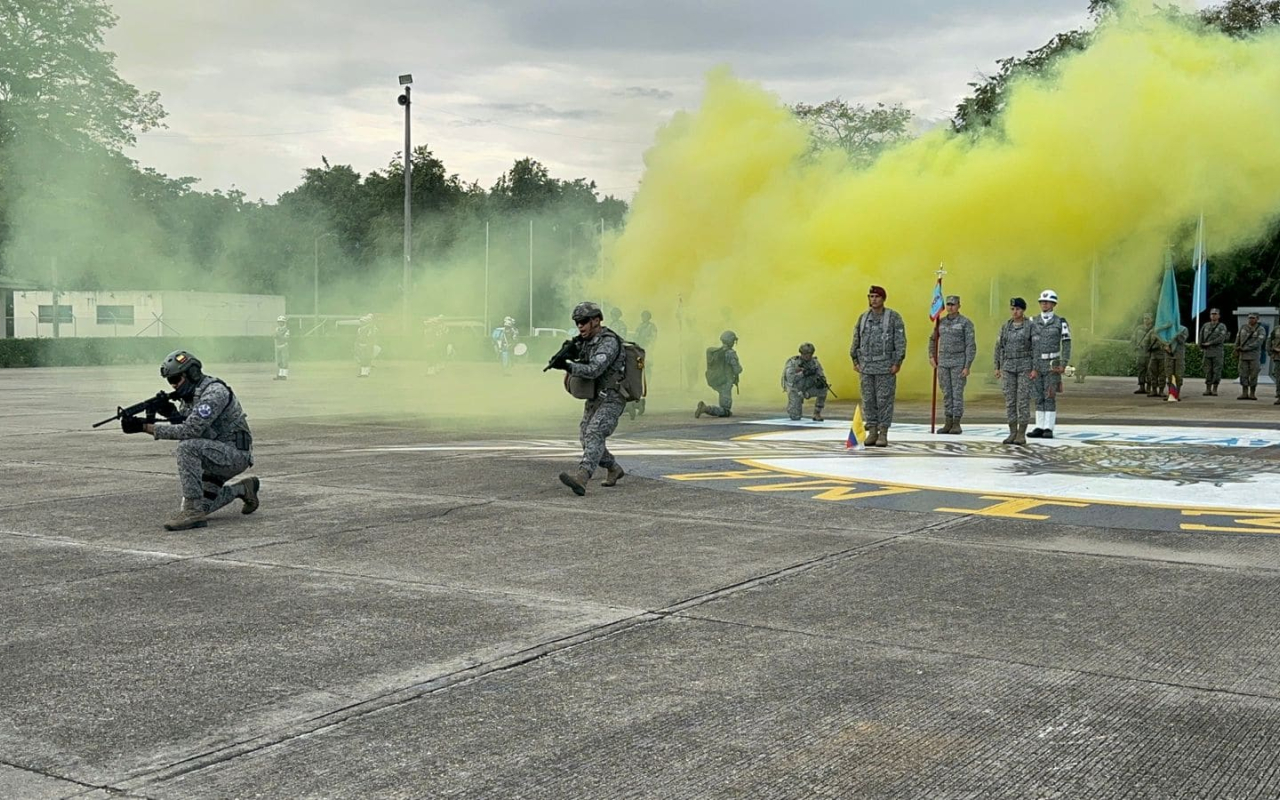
[0, 0, 166, 151]
[790, 99, 915, 166]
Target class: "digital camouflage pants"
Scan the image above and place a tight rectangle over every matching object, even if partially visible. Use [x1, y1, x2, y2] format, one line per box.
[1002, 369, 1033, 423]
[1202, 352, 1223, 385]
[579, 391, 625, 474]
[704, 382, 734, 417]
[1240, 358, 1261, 387]
[786, 384, 827, 419]
[175, 439, 252, 513]
[938, 366, 968, 418]
[860, 372, 897, 429]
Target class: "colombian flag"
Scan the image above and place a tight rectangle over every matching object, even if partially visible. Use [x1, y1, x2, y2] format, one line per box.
[1167, 377, 1180, 402]
[845, 404, 866, 450]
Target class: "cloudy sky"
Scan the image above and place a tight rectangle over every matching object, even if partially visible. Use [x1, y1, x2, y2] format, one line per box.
[103, 1, 1198, 203]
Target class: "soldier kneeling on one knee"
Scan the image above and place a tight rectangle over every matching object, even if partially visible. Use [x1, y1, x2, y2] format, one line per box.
[781, 343, 828, 421]
[121, 350, 260, 531]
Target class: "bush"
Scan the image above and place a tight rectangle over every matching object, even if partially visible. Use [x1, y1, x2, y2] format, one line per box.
[0, 337, 271, 368]
[1075, 339, 1239, 379]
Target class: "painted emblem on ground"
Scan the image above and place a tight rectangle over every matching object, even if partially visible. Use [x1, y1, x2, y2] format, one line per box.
[348, 419, 1280, 534]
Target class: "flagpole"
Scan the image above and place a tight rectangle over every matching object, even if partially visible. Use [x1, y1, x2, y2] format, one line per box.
[930, 263, 946, 434]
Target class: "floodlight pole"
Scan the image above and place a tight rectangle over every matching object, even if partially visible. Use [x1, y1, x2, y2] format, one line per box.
[399, 74, 414, 332]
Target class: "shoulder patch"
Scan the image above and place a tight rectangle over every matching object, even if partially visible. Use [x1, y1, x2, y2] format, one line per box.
[195, 403, 214, 419]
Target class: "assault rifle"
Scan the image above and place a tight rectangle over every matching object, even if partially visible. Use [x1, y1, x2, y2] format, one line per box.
[92, 391, 181, 428]
[543, 337, 583, 372]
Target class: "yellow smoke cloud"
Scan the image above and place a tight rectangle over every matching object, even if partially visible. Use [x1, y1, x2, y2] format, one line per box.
[604, 11, 1280, 401]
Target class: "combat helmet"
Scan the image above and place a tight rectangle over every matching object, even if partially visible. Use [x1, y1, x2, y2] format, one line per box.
[571, 301, 603, 323]
[160, 350, 204, 397]
[720, 330, 738, 346]
[798, 342, 815, 356]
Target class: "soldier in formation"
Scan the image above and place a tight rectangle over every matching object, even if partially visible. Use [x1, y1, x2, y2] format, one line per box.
[927, 294, 977, 434]
[1198, 309, 1229, 395]
[121, 350, 259, 531]
[355, 314, 378, 378]
[994, 298, 1037, 445]
[548, 302, 626, 496]
[273, 315, 290, 381]
[1236, 312, 1264, 400]
[1164, 323, 1190, 399]
[1130, 313, 1153, 394]
[850, 285, 906, 447]
[781, 343, 828, 422]
[1269, 323, 1280, 405]
[1026, 289, 1072, 438]
[1141, 321, 1168, 398]
[696, 331, 742, 419]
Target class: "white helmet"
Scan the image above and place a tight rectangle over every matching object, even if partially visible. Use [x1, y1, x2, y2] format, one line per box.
[503, 316, 515, 326]
[1038, 289, 1059, 304]
[277, 315, 287, 323]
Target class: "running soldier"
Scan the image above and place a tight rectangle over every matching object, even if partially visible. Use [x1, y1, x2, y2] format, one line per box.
[850, 285, 906, 447]
[273, 316, 290, 380]
[121, 350, 259, 531]
[1198, 309, 1229, 395]
[549, 302, 627, 495]
[696, 331, 742, 419]
[994, 298, 1039, 445]
[781, 343, 828, 421]
[927, 295, 977, 434]
[1236, 312, 1264, 400]
[1027, 289, 1072, 439]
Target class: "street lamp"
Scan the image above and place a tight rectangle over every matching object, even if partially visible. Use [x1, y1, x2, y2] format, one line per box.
[314, 232, 337, 332]
[398, 73, 413, 332]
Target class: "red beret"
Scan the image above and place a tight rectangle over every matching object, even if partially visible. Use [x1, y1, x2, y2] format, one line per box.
[868, 285, 887, 298]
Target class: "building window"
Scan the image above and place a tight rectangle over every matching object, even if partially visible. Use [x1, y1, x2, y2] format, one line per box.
[37, 305, 73, 324]
[96, 305, 135, 325]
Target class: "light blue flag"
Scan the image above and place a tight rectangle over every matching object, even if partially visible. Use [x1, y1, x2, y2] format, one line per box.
[1155, 249, 1182, 345]
[1190, 214, 1208, 320]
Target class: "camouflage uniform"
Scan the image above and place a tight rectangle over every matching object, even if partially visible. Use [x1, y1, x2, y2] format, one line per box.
[1269, 326, 1280, 402]
[703, 346, 742, 417]
[567, 328, 626, 475]
[781, 355, 828, 420]
[1236, 320, 1264, 398]
[995, 319, 1038, 424]
[1142, 327, 1167, 396]
[928, 312, 977, 420]
[1029, 311, 1072, 419]
[1130, 317, 1153, 392]
[1164, 325, 1189, 394]
[153, 376, 254, 513]
[355, 318, 378, 377]
[850, 307, 907, 430]
[273, 322, 290, 378]
[1198, 319, 1229, 392]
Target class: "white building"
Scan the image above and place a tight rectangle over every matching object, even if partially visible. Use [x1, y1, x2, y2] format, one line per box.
[8, 290, 285, 339]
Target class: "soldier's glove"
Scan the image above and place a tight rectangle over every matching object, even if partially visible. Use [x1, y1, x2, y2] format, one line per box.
[121, 416, 147, 435]
[154, 397, 179, 421]
[550, 357, 572, 372]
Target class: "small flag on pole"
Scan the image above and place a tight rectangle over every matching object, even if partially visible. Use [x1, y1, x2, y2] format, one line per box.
[845, 404, 866, 450]
[929, 275, 945, 321]
[1167, 378, 1180, 402]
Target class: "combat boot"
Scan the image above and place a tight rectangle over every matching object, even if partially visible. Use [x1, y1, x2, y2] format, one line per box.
[1013, 423, 1028, 445]
[951, 417, 963, 435]
[695, 401, 706, 419]
[863, 426, 879, 447]
[1212, 383, 1219, 396]
[1238, 387, 1250, 400]
[812, 410, 824, 422]
[1134, 384, 1148, 394]
[1250, 386, 1259, 400]
[1002, 424, 1016, 445]
[939, 417, 954, 434]
[164, 498, 208, 531]
[559, 468, 591, 496]
[602, 464, 625, 487]
[1202, 383, 1213, 396]
[231, 476, 260, 515]
[874, 428, 889, 447]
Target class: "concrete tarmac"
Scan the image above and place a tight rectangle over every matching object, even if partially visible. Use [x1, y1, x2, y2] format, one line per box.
[3, 362, 1280, 799]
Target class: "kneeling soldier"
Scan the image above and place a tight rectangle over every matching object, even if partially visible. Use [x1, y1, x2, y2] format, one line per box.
[781, 343, 828, 421]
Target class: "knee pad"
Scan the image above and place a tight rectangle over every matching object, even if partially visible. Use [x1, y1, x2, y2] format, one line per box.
[202, 473, 227, 487]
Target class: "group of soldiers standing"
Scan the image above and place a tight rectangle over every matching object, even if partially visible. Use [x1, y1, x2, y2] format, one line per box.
[1131, 309, 1280, 402]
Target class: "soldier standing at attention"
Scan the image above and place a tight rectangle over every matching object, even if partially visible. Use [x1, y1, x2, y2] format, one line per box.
[1268, 323, 1280, 405]
[548, 302, 626, 496]
[273, 316, 290, 381]
[1199, 309, 1229, 396]
[121, 350, 259, 531]
[1142, 321, 1167, 398]
[1131, 313, 1153, 394]
[355, 314, 378, 378]
[1165, 324, 1190, 399]
[994, 298, 1039, 445]
[781, 343, 828, 422]
[850, 285, 906, 447]
[927, 295, 977, 434]
[696, 331, 742, 419]
[1236, 312, 1264, 400]
[1027, 289, 1072, 439]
